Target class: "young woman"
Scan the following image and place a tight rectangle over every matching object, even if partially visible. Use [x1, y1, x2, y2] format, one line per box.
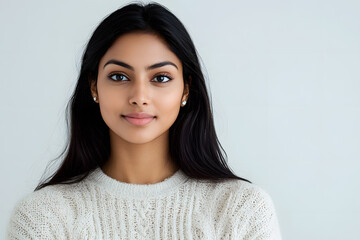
[7, 2, 282, 239]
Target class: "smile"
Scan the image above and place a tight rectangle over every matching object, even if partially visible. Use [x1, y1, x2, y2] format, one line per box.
[122, 116, 155, 126]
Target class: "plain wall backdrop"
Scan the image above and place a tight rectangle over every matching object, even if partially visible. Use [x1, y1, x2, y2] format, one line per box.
[1, 0, 359, 239]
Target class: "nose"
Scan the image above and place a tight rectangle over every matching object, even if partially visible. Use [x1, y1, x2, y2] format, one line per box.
[128, 78, 150, 106]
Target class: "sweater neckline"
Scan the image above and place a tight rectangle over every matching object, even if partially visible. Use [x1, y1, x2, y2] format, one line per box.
[87, 166, 189, 199]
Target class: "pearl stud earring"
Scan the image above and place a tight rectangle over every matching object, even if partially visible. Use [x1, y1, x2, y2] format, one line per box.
[182, 100, 187, 106]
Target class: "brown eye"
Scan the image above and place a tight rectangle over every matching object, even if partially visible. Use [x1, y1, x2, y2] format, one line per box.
[108, 73, 129, 81]
[152, 74, 172, 83]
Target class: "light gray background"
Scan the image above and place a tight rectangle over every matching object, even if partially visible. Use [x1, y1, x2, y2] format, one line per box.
[1, 0, 359, 239]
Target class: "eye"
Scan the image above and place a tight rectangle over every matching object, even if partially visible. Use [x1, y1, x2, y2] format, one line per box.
[108, 73, 129, 82]
[152, 74, 172, 83]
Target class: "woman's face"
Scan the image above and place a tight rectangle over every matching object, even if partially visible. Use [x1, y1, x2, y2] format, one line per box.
[90, 32, 189, 144]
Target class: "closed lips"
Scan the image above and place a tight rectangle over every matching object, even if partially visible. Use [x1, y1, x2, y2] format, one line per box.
[122, 112, 155, 118]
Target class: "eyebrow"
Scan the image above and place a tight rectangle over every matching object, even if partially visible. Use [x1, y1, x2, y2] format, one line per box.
[103, 60, 178, 70]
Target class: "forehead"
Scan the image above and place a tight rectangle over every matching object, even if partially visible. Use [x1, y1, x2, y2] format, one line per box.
[100, 32, 182, 69]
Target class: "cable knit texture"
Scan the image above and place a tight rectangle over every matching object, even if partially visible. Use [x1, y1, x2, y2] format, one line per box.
[7, 167, 282, 239]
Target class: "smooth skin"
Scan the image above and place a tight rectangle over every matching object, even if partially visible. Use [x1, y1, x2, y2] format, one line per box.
[90, 32, 189, 184]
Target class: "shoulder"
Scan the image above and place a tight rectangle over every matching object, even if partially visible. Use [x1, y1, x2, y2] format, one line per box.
[10, 184, 68, 214]
[192, 177, 274, 209]
[219, 180, 282, 239]
[11, 180, 92, 218]
[228, 180, 276, 211]
[11, 182, 83, 212]
[208, 179, 278, 218]
[192, 178, 282, 239]
[7, 183, 84, 239]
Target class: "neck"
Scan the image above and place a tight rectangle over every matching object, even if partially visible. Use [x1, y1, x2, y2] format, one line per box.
[102, 129, 179, 184]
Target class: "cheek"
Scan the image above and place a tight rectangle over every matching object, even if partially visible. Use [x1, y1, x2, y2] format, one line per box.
[97, 86, 126, 123]
[154, 90, 182, 118]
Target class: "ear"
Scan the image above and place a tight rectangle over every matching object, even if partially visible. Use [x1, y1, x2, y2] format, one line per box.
[183, 75, 191, 101]
[88, 75, 98, 97]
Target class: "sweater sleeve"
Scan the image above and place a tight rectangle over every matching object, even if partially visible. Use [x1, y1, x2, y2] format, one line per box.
[241, 187, 282, 240]
[6, 190, 70, 240]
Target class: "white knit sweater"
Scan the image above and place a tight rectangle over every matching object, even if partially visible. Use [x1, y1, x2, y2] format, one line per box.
[7, 167, 282, 239]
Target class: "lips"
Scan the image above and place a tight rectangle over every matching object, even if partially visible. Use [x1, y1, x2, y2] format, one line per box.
[121, 112, 155, 126]
[122, 112, 155, 118]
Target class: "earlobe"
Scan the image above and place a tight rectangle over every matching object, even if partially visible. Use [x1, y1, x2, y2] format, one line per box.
[181, 76, 191, 107]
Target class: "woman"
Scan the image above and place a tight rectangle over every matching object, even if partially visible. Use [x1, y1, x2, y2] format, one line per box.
[7, 2, 282, 239]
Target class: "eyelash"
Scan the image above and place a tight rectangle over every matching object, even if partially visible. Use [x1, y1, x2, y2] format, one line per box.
[107, 73, 173, 83]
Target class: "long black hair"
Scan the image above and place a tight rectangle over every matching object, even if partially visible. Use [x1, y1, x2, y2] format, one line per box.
[34, 2, 251, 191]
